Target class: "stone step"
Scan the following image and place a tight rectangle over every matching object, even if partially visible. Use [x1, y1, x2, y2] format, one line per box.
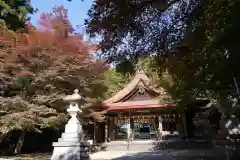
[105, 140, 155, 152]
[109, 140, 154, 143]
[107, 144, 153, 151]
[53, 141, 90, 147]
[58, 137, 80, 142]
[53, 141, 81, 147]
[61, 132, 79, 139]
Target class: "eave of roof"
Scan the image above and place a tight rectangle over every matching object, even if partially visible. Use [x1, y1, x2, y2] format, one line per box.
[105, 100, 176, 111]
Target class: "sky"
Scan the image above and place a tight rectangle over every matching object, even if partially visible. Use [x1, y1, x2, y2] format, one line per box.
[30, 0, 93, 29]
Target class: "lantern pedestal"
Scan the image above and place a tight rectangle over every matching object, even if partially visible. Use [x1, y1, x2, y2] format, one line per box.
[51, 89, 90, 160]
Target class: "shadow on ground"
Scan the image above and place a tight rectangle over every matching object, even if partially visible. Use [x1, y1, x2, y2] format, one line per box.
[111, 151, 175, 160]
[152, 135, 227, 160]
[0, 153, 51, 160]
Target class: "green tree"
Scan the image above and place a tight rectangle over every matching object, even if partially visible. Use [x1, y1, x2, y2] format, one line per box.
[0, 0, 34, 30]
[103, 69, 129, 99]
[85, 0, 240, 116]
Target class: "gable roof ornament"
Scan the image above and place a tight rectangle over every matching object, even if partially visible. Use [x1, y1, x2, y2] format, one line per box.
[138, 83, 145, 94]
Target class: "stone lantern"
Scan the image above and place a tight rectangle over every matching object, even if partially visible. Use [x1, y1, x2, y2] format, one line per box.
[51, 89, 90, 160]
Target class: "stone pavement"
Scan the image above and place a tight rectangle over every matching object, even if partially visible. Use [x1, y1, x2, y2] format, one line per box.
[90, 139, 231, 160]
[90, 140, 175, 160]
[90, 151, 175, 160]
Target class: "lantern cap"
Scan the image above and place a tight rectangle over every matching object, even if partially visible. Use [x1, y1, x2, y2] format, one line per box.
[64, 89, 82, 102]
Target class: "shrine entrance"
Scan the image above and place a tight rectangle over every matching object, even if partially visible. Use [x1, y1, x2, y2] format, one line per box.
[115, 115, 158, 140]
[133, 116, 158, 140]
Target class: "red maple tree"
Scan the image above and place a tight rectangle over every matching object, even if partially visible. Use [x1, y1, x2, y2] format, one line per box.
[0, 6, 108, 155]
[0, 5, 108, 98]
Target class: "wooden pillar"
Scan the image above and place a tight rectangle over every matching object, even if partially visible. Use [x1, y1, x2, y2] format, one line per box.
[107, 117, 115, 141]
[155, 116, 159, 129]
[107, 117, 110, 141]
[130, 117, 134, 140]
[175, 114, 183, 136]
[158, 115, 163, 141]
[112, 116, 116, 140]
[95, 122, 99, 143]
[105, 119, 108, 142]
[130, 117, 134, 129]
[93, 121, 96, 146]
[158, 116, 163, 131]
[96, 122, 105, 143]
[182, 114, 188, 137]
[127, 111, 131, 140]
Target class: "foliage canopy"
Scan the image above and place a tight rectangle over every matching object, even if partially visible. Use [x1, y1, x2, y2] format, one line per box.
[85, 0, 240, 116]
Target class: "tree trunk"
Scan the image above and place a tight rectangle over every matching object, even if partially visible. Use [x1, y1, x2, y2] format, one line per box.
[14, 131, 25, 154]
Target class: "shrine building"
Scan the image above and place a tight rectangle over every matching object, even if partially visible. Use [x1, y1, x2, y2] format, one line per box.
[85, 70, 221, 145]
[97, 70, 187, 142]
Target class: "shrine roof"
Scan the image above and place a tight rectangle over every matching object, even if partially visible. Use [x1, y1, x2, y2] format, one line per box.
[104, 70, 163, 104]
[106, 100, 175, 111]
[107, 99, 162, 107]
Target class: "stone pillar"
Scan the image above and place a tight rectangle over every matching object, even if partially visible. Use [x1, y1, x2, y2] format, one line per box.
[51, 89, 90, 160]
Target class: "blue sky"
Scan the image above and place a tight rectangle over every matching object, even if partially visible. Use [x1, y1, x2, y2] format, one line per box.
[30, 0, 93, 29]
